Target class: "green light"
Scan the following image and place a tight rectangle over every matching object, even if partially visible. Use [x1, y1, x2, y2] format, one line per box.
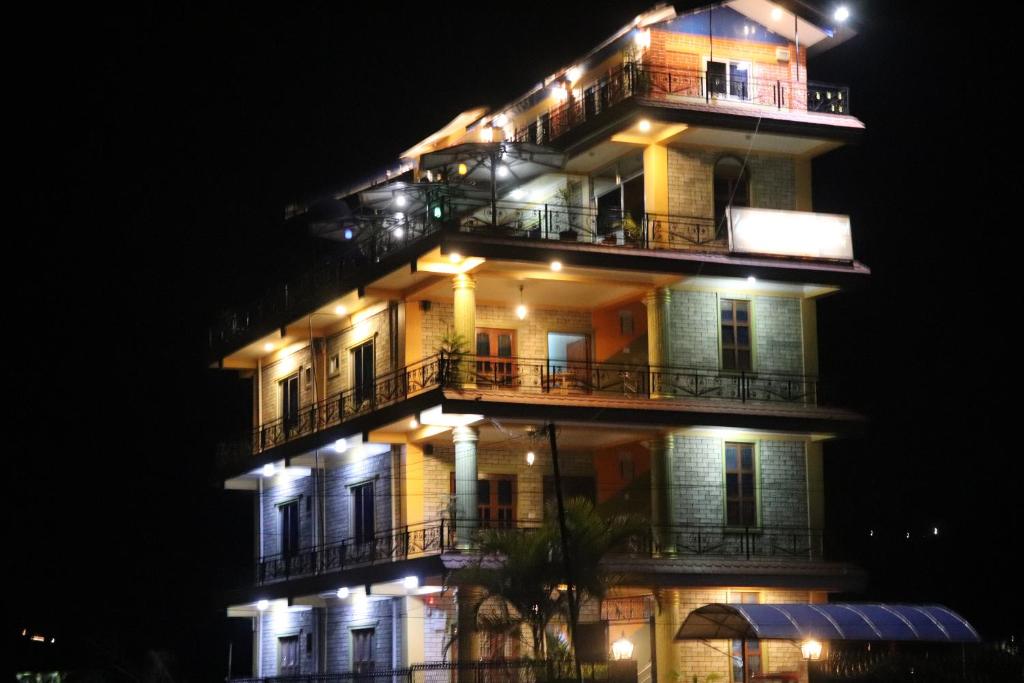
[433, 206, 442, 219]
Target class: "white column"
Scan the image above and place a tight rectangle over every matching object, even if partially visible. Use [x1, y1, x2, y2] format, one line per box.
[644, 287, 673, 398]
[452, 273, 476, 389]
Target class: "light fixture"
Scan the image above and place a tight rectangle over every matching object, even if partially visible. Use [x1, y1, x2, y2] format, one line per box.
[493, 113, 508, 128]
[550, 260, 562, 272]
[933, 526, 939, 535]
[516, 285, 527, 320]
[551, 84, 568, 102]
[334, 305, 347, 316]
[394, 212, 405, 220]
[611, 633, 634, 660]
[449, 252, 463, 263]
[480, 126, 494, 143]
[263, 342, 275, 352]
[771, 6, 783, 20]
[526, 451, 536, 466]
[394, 227, 404, 239]
[747, 276, 757, 284]
[497, 165, 509, 178]
[262, 463, 276, 478]
[457, 163, 468, 175]
[257, 599, 270, 611]
[566, 66, 582, 83]
[833, 6, 849, 22]
[337, 587, 350, 599]
[403, 576, 419, 590]
[395, 195, 407, 207]
[637, 119, 652, 133]
[511, 188, 525, 200]
[801, 639, 823, 661]
[332, 438, 347, 454]
[409, 418, 419, 429]
[343, 228, 354, 240]
[634, 29, 650, 49]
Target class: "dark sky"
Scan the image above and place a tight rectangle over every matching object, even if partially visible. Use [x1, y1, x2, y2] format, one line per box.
[10, 1, 1018, 678]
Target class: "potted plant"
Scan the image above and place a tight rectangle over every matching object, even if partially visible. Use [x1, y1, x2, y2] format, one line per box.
[621, 212, 643, 247]
[436, 327, 469, 386]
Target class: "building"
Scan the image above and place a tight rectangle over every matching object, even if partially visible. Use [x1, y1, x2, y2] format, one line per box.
[212, 2, 878, 681]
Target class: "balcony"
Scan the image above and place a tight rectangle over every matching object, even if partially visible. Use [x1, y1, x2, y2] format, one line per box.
[514, 62, 852, 147]
[209, 198, 861, 360]
[217, 353, 854, 475]
[254, 519, 831, 588]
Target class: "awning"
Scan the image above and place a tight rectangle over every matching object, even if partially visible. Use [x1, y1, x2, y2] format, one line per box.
[676, 604, 980, 643]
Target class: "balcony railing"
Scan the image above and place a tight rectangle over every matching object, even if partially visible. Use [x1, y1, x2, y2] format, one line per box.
[514, 62, 852, 146]
[256, 519, 829, 586]
[218, 353, 834, 472]
[233, 660, 635, 683]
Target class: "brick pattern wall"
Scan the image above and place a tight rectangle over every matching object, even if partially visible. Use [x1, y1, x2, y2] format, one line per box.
[326, 599, 396, 673]
[423, 594, 457, 662]
[258, 346, 315, 425]
[423, 443, 595, 525]
[261, 473, 315, 557]
[668, 291, 719, 369]
[260, 607, 317, 676]
[758, 440, 807, 528]
[325, 450, 393, 545]
[667, 148, 796, 220]
[752, 296, 802, 374]
[668, 435, 808, 528]
[326, 308, 394, 397]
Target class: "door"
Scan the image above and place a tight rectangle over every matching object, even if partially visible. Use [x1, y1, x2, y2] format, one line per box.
[475, 328, 516, 387]
[281, 374, 300, 434]
[352, 340, 375, 406]
[279, 501, 300, 557]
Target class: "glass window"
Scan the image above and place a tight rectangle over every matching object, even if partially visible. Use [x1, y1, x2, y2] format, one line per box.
[352, 483, 374, 545]
[352, 341, 375, 405]
[725, 443, 757, 527]
[714, 157, 750, 232]
[279, 500, 300, 557]
[352, 628, 375, 673]
[279, 635, 300, 676]
[721, 299, 752, 372]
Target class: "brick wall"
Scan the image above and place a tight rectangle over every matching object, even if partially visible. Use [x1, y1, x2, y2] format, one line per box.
[668, 435, 808, 528]
[261, 472, 315, 557]
[258, 346, 315, 425]
[752, 296, 802, 374]
[667, 147, 796, 220]
[326, 599, 396, 672]
[324, 449, 394, 545]
[668, 291, 719, 369]
[325, 307, 394, 397]
[259, 607, 317, 676]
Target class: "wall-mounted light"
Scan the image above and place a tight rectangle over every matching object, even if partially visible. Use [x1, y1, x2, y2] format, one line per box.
[262, 463, 276, 478]
[550, 261, 562, 272]
[511, 189, 525, 200]
[343, 228, 354, 240]
[801, 639, 823, 661]
[409, 419, 419, 430]
[493, 114, 508, 128]
[551, 85, 568, 102]
[480, 127, 494, 143]
[746, 276, 757, 284]
[337, 587, 350, 599]
[332, 439, 347, 454]
[611, 633, 634, 660]
[394, 227, 404, 239]
[449, 252, 463, 263]
[526, 451, 536, 466]
[458, 163, 468, 175]
[403, 576, 419, 590]
[257, 599, 270, 611]
[833, 6, 849, 22]
[634, 29, 651, 49]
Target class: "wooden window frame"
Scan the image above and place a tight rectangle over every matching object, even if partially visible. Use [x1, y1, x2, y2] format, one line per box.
[720, 298, 753, 373]
[450, 472, 518, 528]
[475, 328, 517, 387]
[351, 627, 376, 674]
[351, 481, 375, 545]
[724, 442, 759, 528]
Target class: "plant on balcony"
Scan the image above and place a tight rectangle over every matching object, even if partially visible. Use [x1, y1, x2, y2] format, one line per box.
[621, 212, 642, 246]
[436, 328, 470, 386]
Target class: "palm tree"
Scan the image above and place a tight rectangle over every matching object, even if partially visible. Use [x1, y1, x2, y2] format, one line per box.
[451, 498, 646, 664]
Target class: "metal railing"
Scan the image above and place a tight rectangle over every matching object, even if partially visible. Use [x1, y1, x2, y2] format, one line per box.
[219, 353, 831, 472]
[514, 62, 852, 146]
[255, 520, 828, 586]
[232, 661, 636, 683]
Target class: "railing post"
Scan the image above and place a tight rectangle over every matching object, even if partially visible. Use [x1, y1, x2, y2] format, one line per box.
[740, 371, 747, 402]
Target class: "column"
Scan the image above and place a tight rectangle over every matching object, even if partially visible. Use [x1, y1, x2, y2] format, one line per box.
[652, 588, 679, 683]
[453, 425, 479, 549]
[452, 273, 476, 388]
[644, 287, 672, 398]
[649, 435, 676, 555]
[643, 143, 669, 246]
[402, 596, 425, 667]
[457, 586, 482, 673]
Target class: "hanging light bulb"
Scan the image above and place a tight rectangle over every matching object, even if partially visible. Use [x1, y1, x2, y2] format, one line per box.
[526, 451, 535, 466]
[516, 284, 527, 320]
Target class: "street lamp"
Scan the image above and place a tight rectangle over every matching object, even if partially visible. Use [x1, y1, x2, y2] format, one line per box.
[801, 639, 823, 660]
[611, 633, 634, 660]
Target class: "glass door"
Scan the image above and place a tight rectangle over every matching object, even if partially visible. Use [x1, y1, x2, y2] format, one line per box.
[475, 328, 516, 387]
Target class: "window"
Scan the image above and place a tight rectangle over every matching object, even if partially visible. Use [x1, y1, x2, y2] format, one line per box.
[475, 328, 515, 386]
[280, 374, 300, 432]
[618, 310, 634, 335]
[725, 443, 757, 527]
[328, 353, 341, 377]
[278, 635, 300, 676]
[729, 592, 761, 682]
[713, 157, 750, 231]
[279, 500, 300, 557]
[352, 482, 374, 545]
[352, 628, 375, 674]
[448, 474, 517, 528]
[721, 299, 752, 372]
[352, 341, 375, 405]
[707, 60, 750, 100]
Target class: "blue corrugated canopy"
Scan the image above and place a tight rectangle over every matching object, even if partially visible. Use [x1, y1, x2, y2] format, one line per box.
[676, 604, 980, 643]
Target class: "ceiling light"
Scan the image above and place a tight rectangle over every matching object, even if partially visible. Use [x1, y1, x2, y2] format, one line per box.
[833, 6, 849, 22]
[337, 587, 350, 599]
[334, 305, 347, 316]
[551, 85, 568, 102]
[638, 119, 652, 133]
[493, 114, 508, 128]
[511, 189, 525, 200]
[497, 165, 509, 178]
[516, 284, 527, 320]
[262, 463, 276, 478]
[343, 228, 354, 240]
[747, 276, 756, 283]
[409, 419, 419, 429]
[403, 576, 419, 590]
[801, 639, 823, 661]
[771, 6, 783, 20]
[395, 195, 407, 207]
[526, 451, 536, 466]
[257, 600, 270, 611]
[480, 127, 494, 143]
[550, 261, 562, 272]
[449, 252, 462, 263]
[332, 439, 347, 453]
[263, 342, 275, 352]
[394, 227, 404, 239]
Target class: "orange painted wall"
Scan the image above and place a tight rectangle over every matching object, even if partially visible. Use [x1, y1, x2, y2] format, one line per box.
[592, 299, 647, 363]
[593, 442, 651, 506]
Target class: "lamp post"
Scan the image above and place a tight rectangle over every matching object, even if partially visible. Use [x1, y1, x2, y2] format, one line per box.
[800, 639, 823, 683]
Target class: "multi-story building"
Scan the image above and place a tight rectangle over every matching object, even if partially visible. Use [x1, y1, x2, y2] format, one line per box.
[213, 2, 875, 681]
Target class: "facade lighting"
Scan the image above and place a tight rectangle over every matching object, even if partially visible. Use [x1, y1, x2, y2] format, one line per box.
[263, 342, 275, 352]
[771, 6, 783, 20]
[334, 305, 347, 316]
[480, 127, 494, 143]
[511, 189, 525, 200]
[343, 228, 354, 240]
[834, 6, 849, 22]
[332, 439, 347, 453]
[458, 163, 468, 175]
[611, 634, 634, 660]
[550, 261, 562, 272]
[493, 113, 508, 128]
[409, 419, 419, 429]
[449, 252, 463, 263]
[638, 119, 652, 132]
[257, 600, 270, 611]
[262, 463, 276, 478]
[526, 451, 535, 466]
[403, 576, 419, 589]
[566, 66, 582, 83]
[634, 29, 651, 49]
[394, 227, 404, 239]
[747, 276, 757, 283]
[551, 85, 568, 102]
[337, 587, 350, 599]
[801, 639, 823, 660]
[395, 195, 407, 207]
[497, 165, 509, 178]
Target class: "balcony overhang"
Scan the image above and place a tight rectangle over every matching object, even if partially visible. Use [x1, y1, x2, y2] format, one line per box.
[441, 230, 870, 291]
[606, 556, 866, 593]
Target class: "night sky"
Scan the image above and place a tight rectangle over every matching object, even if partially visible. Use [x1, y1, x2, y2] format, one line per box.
[10, 1, 1019, 679]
